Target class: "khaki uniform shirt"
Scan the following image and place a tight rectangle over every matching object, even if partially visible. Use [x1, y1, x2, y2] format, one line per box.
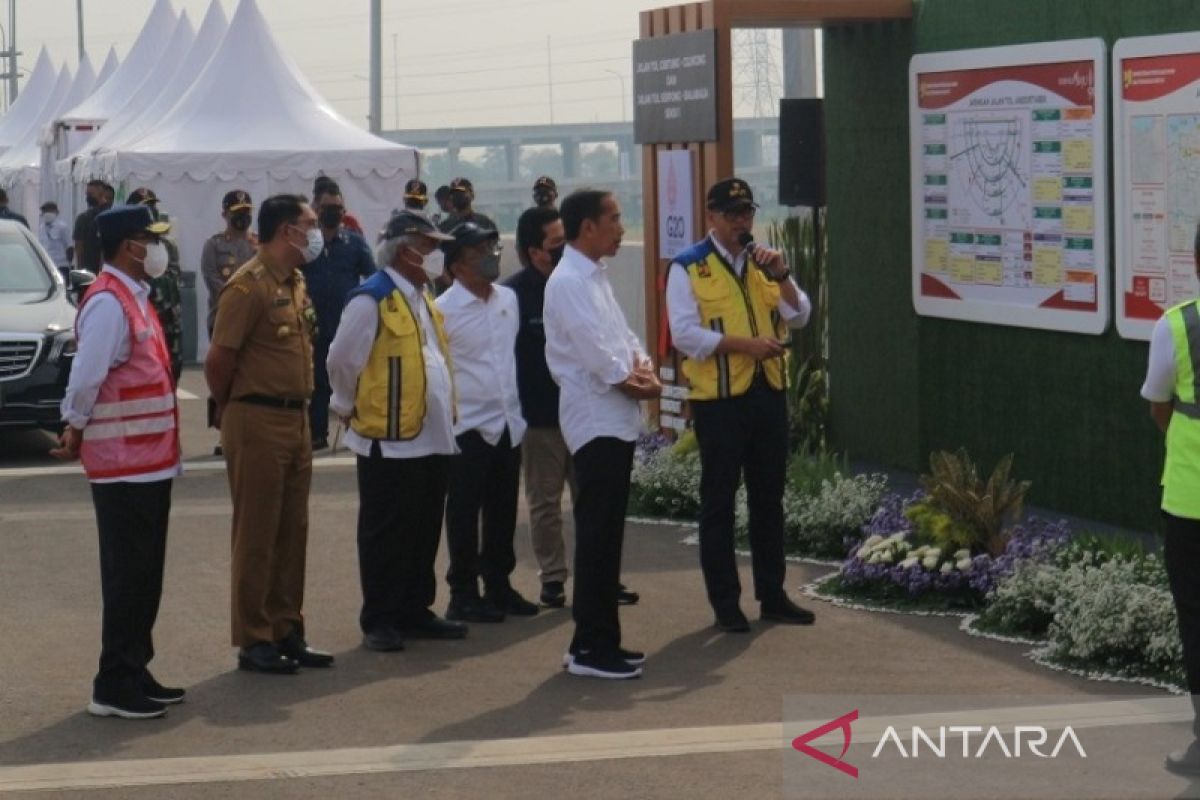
[211, 252, 315, 401]
[201, 231, 258, 332]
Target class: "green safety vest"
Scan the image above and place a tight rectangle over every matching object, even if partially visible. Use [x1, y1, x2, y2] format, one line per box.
[1163, 299, 1200, 519]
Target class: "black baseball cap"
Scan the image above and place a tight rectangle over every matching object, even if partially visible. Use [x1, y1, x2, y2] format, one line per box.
[449, 177, 474, 194]
[441, 221, 499, 263]
[222, 190, 252, 212]
[533, 176, 557, 192]
[384, 209, 454, 241]
[404, 179, 428, 201]
[97, 205, 170, 245]
[706, 177, 758, 212]
[126, 187, 158, 206]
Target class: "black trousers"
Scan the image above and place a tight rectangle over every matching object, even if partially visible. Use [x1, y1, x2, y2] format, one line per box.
[356, 450, 449, 633]
[571, 437, 635, 654]
[1163, 511, 1200, 737]
[445, 429, 522, 597]
[691, 382, 788, 613]
[90, 479, 172, 699]
[309, 337, 332, 442]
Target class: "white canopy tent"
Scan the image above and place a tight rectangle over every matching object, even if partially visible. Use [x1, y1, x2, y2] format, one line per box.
[0, 62, 75, 222]
[0, 49, 58, 157]
[73, 3, 221, 179]
[90, 0, 419, 354]
[93, 47, 120, 90]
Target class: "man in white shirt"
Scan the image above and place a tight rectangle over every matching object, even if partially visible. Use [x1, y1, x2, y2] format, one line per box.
[544, 189, 661, 679]
[666, 178, 816, 633]
[51, 205, 184, 719]
[326, 210, 467, 652]
[436, 223, 537, 622]
[38, 201, 72, 274]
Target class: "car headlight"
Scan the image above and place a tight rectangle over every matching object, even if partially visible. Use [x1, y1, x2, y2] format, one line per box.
[48, 330, 76, 364]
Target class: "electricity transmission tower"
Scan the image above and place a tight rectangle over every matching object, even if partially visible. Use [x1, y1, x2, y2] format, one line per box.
[733, 29, 782, 119]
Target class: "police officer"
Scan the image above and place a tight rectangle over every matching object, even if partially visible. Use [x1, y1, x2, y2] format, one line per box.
[127, 188, 184, 384]
[326, 210, 467, 651]
[665, 178, 815, 633]
[201, 190, 258, 335]
[432, 185, 453, 226]
[403, 179, 429, 212]
[1144, 224, 1200, 776]
[52, 204, 183, 719]
[303, 181, 376, 451]
[532, 176, 558, 210]
[74, 179, 114, 271]
[205, 194, 334, 674]
[438, 177, 496, 233]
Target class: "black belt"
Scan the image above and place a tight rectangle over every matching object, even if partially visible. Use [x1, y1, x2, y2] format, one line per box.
[234, 394, 307, 411]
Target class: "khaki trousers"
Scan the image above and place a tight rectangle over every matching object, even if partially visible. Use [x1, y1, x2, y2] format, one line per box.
[521, 426, 576, 584]
[222, 401, 312, 647]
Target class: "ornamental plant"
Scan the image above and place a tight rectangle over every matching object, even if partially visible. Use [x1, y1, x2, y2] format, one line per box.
[919, 449, 1031, 557]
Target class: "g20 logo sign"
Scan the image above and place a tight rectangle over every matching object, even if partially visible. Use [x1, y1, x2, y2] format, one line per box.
[665, 214, 687, 240]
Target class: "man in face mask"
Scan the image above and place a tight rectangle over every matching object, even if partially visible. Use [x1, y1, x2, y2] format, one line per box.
[128, 188, 184, 384]
[201, 191, 258, 338]
[301, 181, 377, 451]
[326, 209, 467, 652]
[403, 179, 428, 212]
[38, 201, 72, 275]
[74, 180, 114, 271]
[438, 177, 496, 234]
[434, 223, 536, 623]
[206, 194, 332, 676]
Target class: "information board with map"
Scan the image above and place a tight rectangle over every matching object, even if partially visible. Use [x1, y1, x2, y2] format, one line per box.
[1114, 33, 1200, 340]
[910, 40, 1109, 334]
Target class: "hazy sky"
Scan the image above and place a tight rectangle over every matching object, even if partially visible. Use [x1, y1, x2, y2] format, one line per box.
[8, 0, 673, 131]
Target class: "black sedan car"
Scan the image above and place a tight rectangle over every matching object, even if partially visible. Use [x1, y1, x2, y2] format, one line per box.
[0, 220, 89, 431]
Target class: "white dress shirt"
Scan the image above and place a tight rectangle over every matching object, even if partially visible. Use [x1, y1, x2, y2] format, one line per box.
[38, 216, 71, 268]
[1142, 314, 1178, 403]
[327, 266, 457, 459]
[543, 244, 647, 454]
[61, 265, 182, 484]
[435, 281, 526, 446]
[666, 232, 812, 361]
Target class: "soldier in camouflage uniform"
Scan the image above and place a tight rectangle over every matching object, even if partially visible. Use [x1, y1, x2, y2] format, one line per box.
[128, 188, 184, 384]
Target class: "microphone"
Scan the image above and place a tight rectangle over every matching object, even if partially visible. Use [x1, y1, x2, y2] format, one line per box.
[737, 231, 754, 251]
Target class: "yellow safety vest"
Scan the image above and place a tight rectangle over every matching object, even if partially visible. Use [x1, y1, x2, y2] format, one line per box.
[350, 272, 454, 441]
[1163, 299, 1200, 519]
[678, 242, 789, 401]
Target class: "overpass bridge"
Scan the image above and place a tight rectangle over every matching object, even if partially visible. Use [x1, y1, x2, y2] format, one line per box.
[379, 118, 780, 231]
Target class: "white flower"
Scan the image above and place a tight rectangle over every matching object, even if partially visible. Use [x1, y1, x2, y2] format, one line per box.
[956, 558, 973, 571]
[856, 546, 871, 559]
[869, 552, 882, 564]
[954, 549, 971, 561]
[910, 546, 927, 558]
[926, 547, 942, 558]
[888, 532, 906, 542]
[899, 557, 919, 569]
[865, 535, 884, 548]
[939, 562, 953, 574]
[922, 556, 940, 570]
[880, 551, 894, 564]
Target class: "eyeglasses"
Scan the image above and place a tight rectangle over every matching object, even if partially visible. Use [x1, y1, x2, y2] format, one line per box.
[721, 208, 756, 223]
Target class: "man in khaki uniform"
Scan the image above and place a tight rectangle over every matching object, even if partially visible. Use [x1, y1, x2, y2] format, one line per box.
[201, 190, 258, 335]
[205, 194, 333, 674]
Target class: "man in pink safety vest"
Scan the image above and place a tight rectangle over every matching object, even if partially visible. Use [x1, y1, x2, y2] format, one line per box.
[52, 204, 184, 720]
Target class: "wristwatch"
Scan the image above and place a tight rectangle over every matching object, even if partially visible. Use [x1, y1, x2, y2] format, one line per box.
[767, 267, 791, 283]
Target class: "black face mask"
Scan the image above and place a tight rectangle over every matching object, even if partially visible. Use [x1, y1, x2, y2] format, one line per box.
[84, 194, 99, 208]
[318, 208, 344, 228]
[534, 192, 556, 207]
[230, 213, 251, 232]
[451, 193, 471, 212]
[549, 244, 565, 267]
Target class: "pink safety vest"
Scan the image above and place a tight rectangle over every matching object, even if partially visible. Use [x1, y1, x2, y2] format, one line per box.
[76, 272, 180, 481]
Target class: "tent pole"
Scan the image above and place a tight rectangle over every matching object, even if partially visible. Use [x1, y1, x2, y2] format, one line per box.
[368, 0, 381, 133]
[76, 0, 83, 62]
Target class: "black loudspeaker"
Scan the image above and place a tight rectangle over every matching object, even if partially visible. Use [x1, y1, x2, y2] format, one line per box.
[778, 98, 825, 207]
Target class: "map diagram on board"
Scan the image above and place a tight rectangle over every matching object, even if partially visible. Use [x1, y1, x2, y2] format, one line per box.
[1167, 115, 1200, 253]
[948, 112, 1031, 228]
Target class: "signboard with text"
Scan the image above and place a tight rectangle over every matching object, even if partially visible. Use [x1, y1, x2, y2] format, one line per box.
[633, 30, 717, 144]
[657, 149, 694, 260]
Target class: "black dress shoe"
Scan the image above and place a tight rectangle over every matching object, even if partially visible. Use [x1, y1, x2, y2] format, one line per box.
[312, 438, 329, 451]
[401, 615, 469, 640]
[237, 642, 299, 674]
[761, 595, 816, 625]
[447, 595, 505, 623]
[486, 586, 539, 616]
[617, 583, 639, 605]
[1166, 740, 1200, 776]
[88, 686, 167, 720]
[139, 672, 185, 704]
[278, 631, 335, 668]
[714, 606, 751, 633]
[363, 627, 406, 652]
[540, 580, 566, 608]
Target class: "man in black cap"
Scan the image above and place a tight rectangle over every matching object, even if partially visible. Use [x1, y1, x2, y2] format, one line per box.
[326, 210, 467, 652]
[532, 176, 558, 210]
[665, 177, 815, 633]
[438, 177, 496, 233]
[128, 188, 184, 384]
[201, 190, 258, 336]
[74, 179, 114, 271]
[51, 204, 184, 719]
[435, 223, 537, 623]
[403, 179, 429, 212]
[38, 200, 72, 275]
[303, 180, 376, 451]
[432, 185, 453, 226]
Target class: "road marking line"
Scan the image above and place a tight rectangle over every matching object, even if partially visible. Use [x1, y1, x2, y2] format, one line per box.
[0, 699, 1188, 793]
[0, 456, 358, 480]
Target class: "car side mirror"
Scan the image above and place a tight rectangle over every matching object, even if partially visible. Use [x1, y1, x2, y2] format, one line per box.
[67, 269, 95, 305]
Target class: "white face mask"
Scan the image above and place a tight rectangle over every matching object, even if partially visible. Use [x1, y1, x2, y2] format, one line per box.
[409, 246, 444, 280]
[134, 240, 169, 279]
[292, 225, 324, 262]
[41, 212, 57, 225]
